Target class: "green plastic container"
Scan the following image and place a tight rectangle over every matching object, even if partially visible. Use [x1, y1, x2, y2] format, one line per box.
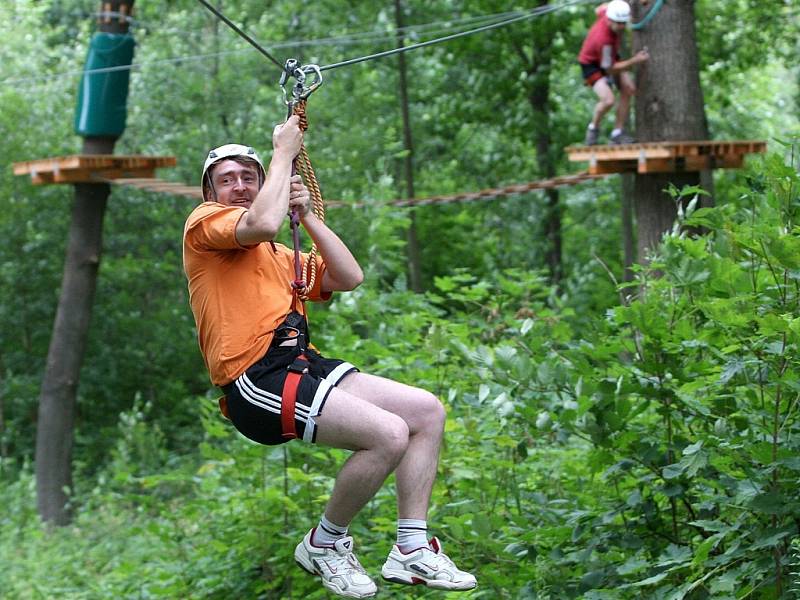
[74, 33, 136, 137]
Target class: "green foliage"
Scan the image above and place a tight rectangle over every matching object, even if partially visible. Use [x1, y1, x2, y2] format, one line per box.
[2, 148, 800, 598]
[494, 148, 800, 598]
[2, 0, 800, 598]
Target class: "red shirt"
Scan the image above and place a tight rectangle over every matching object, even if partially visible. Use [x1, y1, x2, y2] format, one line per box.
[577, 6, 620, 67]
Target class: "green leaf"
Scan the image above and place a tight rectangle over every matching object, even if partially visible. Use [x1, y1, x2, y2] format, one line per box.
[616, 556, 649, 576]
[663, 463, 685, 480]
[749, 492, 786, 515]
[472, 513, 492, 538]
[628, 571, 668, 587]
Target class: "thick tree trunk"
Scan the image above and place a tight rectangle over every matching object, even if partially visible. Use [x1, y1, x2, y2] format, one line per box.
[35, 177, 110, 525]
[632, 0, 710, 263]
[394, 0, 423, 293]
[35, 2, 133, 526]
[527, 1, 561, 285]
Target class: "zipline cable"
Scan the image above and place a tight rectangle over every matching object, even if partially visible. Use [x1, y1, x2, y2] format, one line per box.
[196, 0, 590, 76]
[194, 0, 284, 70]
[319, 0, 588, 71]
[3, 3, 584, 90]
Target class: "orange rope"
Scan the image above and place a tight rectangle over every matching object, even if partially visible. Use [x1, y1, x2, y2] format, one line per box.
[291, 100, 325, 300]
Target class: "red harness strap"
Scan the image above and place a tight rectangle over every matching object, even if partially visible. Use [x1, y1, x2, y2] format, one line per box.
[281, 354, 308, 440]
[218, 395, 230, 420]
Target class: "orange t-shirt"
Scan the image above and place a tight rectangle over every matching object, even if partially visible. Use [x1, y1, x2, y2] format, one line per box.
[183, 202, 330, 386]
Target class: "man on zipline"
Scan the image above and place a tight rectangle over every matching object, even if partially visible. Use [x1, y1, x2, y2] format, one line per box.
[182, 115, 476, 598]
[578, 0, 649, 145]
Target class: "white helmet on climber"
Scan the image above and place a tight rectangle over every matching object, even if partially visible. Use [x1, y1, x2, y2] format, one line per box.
[606, 0, 631, 23]
[201, 143, 266, 202]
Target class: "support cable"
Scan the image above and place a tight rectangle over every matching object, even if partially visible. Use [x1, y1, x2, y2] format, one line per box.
[195, 0, 284, 69]
[195, 0, 591, 76]
[5, 1, 589, 90]
[319, 0, 587, 72]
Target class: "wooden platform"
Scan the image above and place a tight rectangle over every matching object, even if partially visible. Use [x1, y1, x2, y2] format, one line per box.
[567, 140, 767, 175]
[12, 155, 177, 184]
[111, 178, 203, 199]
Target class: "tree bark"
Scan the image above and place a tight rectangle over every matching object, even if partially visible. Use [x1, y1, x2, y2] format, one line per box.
[527, 1, 561, 286]
[632, 0, 710, 263]
[35, 1, 134, 526]
[394, 0, 423, 293]
[621, 174, 636, 281]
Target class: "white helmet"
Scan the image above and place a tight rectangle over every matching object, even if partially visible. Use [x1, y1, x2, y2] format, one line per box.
[201, 143, 265, 202]
[606, 0, 631, 23]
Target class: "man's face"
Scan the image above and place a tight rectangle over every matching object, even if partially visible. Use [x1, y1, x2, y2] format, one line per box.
[607, 19, 626, 34]
[209, 159, 260, 208]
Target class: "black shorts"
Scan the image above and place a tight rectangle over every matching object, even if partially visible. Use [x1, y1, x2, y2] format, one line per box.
[579, 62, 617, 87]
[221, 317, 358, 445]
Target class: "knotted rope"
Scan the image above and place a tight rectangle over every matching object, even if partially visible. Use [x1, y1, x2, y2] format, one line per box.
[291, 100, 325, 300]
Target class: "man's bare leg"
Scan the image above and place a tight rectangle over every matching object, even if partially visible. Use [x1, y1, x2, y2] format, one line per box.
[615, 71, 637, 131]
[591, 77, 616, 128]
[310, 374, 475, 593]
[336, 373, 446, 519]
[314, 387, 411, 524]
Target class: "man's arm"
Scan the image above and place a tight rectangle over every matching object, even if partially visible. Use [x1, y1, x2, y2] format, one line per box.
[235, 116, 303, 245]
[301, 212, 364, 292]
[285, 174, 363, 292]
[609, 49, 649, 74]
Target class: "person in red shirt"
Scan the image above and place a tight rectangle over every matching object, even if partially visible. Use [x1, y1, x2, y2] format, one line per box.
[578, 0, 649, 145]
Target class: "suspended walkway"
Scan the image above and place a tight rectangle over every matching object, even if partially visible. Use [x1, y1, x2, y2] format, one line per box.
[12, 139, 768, 208]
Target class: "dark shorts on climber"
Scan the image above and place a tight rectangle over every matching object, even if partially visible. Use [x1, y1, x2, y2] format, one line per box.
[219, 312, 358, 445]
[580, 62, 620, 88]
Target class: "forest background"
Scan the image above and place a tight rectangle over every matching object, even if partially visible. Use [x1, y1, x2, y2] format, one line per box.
[1, 0, 800, 598]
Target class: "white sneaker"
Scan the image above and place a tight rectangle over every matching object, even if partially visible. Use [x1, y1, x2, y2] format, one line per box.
[294, 529, 377, 598]
[381, 537, 477, 591]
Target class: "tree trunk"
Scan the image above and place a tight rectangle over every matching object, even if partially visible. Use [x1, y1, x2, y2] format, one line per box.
[35, 179, 109, 525]
[632, 0, 710, 263]
[527, 1, 561, 286]
[394, 0, 423, 293]
[35, 1, 134, 526]
[621, 174, 636, 281]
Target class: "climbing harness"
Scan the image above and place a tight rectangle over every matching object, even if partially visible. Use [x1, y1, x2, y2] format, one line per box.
[219, 311, 312, 440]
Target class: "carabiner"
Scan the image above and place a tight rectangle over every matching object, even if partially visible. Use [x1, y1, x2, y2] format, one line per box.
[280, 58, 323, 108]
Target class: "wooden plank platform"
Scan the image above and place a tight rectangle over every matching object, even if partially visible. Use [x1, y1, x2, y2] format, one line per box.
[12, 155, 177, 185]
[566, 140, 767, 175]
[112, 178, 203, 199]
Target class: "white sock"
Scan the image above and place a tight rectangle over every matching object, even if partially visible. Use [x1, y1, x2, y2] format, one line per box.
[312, 515, 348, 547]
[397, 518, 429, 553]
[611, 128, 622, 137]
[587, 123, 597, 130]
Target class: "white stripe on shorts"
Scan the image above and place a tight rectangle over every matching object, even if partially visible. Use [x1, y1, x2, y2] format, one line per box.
[325, 362, 356, 386]
[303, 379, 333, 443]
[235, 372, 310, 423]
